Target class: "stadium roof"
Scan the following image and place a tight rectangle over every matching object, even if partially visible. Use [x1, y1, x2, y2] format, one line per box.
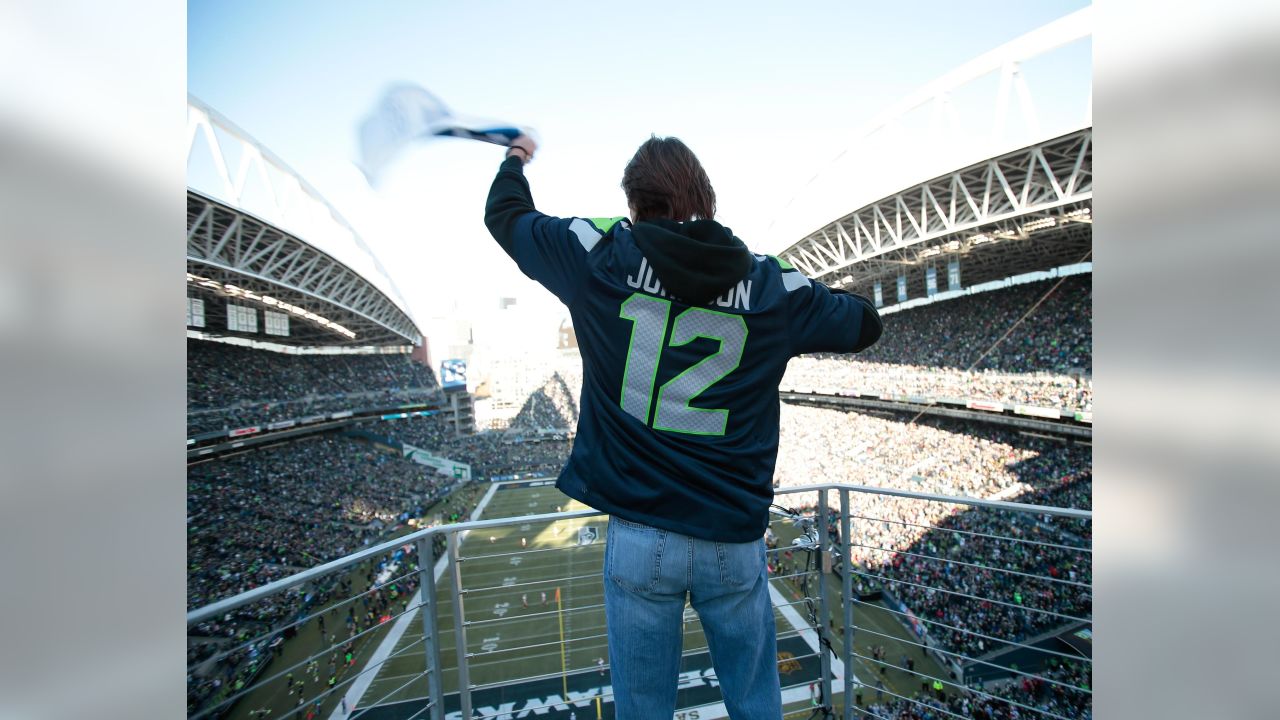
[188, 190, 421, 346]
[777, 129, 1092, 297]
[770, 7, 1092, 297]
[187, 95, 423, 347]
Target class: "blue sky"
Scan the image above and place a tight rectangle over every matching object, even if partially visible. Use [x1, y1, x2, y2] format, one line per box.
[188, 0, 1090, 350]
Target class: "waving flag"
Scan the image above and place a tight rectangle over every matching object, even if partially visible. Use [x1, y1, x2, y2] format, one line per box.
[357, 83, 532, 187]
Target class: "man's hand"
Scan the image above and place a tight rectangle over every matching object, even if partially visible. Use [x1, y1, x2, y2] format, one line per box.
[507, 134, 538, 164]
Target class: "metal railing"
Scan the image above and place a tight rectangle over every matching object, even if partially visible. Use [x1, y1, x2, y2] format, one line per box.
[187, 482, 1091, 720]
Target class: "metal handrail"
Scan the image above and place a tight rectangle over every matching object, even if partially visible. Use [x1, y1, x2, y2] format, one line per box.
[187, 482, 1092, 720]
[186, 482, 1089, 626]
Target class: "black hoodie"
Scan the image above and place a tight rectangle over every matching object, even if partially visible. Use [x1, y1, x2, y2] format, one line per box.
[629, 218, 754, 305]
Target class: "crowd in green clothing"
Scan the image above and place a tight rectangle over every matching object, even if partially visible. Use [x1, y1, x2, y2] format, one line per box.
[862, 657, 1091, 720]
[187, 338, 441, 434]
[187, 457, 483, 718]
[187, 434, 449, 611]
[784, 357, 1092, 412]
[850, 275, 1092, 374]
[874, 471, 1092, 660]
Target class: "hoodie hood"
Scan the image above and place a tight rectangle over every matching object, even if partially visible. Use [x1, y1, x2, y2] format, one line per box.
[630, 219, 753, 305]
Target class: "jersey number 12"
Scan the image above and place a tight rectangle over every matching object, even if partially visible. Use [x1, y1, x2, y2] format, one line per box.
[618, 293, 747, 436]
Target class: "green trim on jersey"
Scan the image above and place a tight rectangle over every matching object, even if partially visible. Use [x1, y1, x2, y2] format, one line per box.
[768, 255, 796, 271]
[588, 217, 627, 234]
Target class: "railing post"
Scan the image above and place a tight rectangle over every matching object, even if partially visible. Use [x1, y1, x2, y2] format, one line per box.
[448, 530, 472, 720]
[817, 491, 833, 714]
[840, 489, 854, 720]
[416, 537, 445, 720]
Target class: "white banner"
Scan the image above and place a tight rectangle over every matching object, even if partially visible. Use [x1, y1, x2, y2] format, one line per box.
[403, 443, 472, 481]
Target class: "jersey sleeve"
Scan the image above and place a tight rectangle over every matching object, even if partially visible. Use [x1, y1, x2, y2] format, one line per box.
[777, 259, 882, 355]
[508, 213, 608, 304]
[484, 156, 608, 305]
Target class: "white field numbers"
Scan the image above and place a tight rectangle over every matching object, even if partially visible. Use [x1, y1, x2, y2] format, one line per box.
[618, 293, 747, 436]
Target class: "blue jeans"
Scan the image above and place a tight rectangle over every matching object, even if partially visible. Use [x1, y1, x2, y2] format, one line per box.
[603, 516, 780, 720]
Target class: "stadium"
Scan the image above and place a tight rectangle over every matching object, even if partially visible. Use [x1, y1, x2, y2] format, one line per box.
[186, 10, 1092, 720]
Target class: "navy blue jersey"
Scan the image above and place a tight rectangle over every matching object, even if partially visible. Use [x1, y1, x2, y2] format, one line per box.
[485, 157, 879, 541]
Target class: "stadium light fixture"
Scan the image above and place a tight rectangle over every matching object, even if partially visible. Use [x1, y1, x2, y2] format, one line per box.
[1064, 207, 1093, 224]
[1021, 217, 1057, 233]
[185, 272, 357, 339]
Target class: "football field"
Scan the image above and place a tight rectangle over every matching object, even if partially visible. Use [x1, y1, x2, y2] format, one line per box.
[348, 480, 835, 720]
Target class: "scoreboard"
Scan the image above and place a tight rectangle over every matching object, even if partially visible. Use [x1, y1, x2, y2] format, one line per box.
[441, 359, 467, 392]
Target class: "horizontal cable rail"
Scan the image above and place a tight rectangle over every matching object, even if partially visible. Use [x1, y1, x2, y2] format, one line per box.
[843, 566, 1091, 624]
[848, 623, 1089, 695]
[188, 483, 1088, 625]
[845, 650, 1075, 720]
[187, 483, 1091, 720]
[846, 540, 1092, 589]
[850, 512, 1092, 553]
[192, 564, 425, 669]
[847, 596, 1091, 664]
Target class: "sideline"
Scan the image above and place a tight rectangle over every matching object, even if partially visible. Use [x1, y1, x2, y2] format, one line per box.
[768, 578, 848, 684]
[330, 481, 501, 719]
[335, 483, 848, 718]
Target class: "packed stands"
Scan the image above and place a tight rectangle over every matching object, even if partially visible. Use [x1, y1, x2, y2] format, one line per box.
[863, 654, 1091, 720]
[506, 363, 584, 433]
[774, 404, 1090, 689]
[187, 434, 453, 609]
[774, 405, 1088, 502]
[186, 432, 484, 716]
[782, 276, 1092, 413]
[855, 275, 1091, 374]
[783, 359, 1092, 412]
[186, 338, 441, 434]
[385, 414, 572, 479]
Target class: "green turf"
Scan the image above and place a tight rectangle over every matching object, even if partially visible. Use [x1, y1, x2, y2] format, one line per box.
[220, 482, 947, 719]
[359, 484, 802, 705]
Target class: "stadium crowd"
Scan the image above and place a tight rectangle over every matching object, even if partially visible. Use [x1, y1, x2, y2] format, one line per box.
[867, 472, 1092, 659]
[782, 359, 1092, 412]
[505, 367, 584, 433]
[771, 404, 1090, 693]
[187, 338, 441, 434]
[855, 275, 1091, 374]
[385, 414, 572, 479]
[772, 405, 1088, 503]
[186, 434, 485, 717]
[858, 656, 1091, 720]
[187, 434, 442, 610]
[783, 276, 1092, 412]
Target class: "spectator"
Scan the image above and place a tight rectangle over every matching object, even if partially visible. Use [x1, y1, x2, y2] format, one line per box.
[187, 338, 441, 434]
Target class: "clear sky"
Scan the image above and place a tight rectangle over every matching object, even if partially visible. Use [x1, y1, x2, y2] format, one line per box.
[188, 0, 1090, 354]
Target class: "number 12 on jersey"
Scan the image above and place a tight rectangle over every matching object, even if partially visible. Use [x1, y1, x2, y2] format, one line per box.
[618, 293, 747, 436]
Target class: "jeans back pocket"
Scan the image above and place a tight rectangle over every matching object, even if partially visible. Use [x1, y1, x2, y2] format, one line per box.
[715, 538, 765, 589]
[606, 517, 667, 594]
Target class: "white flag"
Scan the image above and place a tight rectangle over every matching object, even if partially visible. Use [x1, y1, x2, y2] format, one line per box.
[357, 83, 531, 186]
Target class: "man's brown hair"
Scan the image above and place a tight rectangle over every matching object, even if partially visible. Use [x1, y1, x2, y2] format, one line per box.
[621, 136, 716, 223]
